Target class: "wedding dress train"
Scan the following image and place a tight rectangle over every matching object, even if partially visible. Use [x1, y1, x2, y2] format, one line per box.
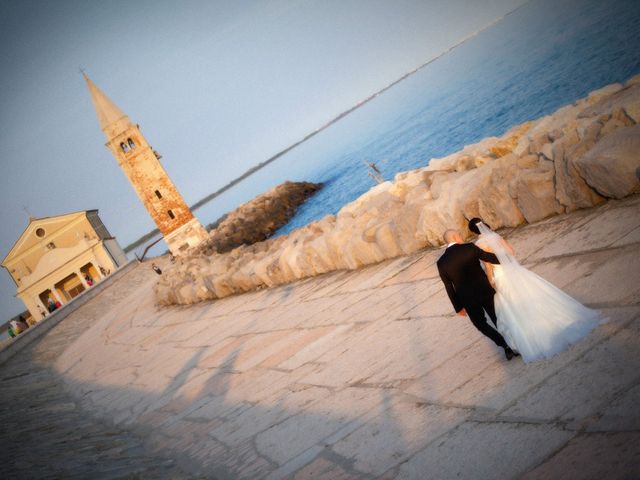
[477, 224, 602, 363]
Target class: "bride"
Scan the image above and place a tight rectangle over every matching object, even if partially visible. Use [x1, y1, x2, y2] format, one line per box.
[468, 218, 603, 363]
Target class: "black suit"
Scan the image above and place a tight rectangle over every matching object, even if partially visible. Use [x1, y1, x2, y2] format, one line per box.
[437, 243, 508, 349]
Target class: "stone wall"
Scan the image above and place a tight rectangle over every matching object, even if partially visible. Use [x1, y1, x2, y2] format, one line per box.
[156, 75, 640, 305]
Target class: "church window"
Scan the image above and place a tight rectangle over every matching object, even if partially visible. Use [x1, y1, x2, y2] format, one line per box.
[35, 228, 45, 238]
[168, 210, 175, 219]
[127, 138, 136, 149]
[120, 142, 130, 153]
[155, 190, 162, 199]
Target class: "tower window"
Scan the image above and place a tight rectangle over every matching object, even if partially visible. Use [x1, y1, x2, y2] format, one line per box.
[155, 190, 162, 199]
[120, 142, 130, 153]
[167, 210, 175, 219]
[127, 137, 136, 149]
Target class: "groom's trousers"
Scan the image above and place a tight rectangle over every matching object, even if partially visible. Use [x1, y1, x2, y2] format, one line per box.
[465, 298, 508, 349]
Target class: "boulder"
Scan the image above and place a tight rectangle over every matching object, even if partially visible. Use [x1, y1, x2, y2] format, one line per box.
[416, 173, 468, 246]
[489, 122, 533, 158]
[553, 129, 605, 211]
[585, 83, 624, 105]
[573, 125, 640, 199]
[516, 162, 564, 223]
[578, 82, 640, 121]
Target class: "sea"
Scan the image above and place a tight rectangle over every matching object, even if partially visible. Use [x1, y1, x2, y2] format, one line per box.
[137, 0, 640, 257]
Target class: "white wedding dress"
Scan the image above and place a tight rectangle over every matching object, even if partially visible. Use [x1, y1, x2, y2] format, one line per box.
[476, 224, 602, 363]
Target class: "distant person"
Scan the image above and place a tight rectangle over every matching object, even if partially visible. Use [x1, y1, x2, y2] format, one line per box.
[54, 300, 62, 309]
[47, 298, 57, 313]
[9, 320, 24, 335]
[99, 266, 109, 276]
[152, 263, 162, 275]
[37, 305, 47, 318]
[84, 274, 94, 286]
[15, 317, 28, 332]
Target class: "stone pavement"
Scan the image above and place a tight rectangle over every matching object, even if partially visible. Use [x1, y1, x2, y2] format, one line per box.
[0, 263, 194, 479]
[2, 195, 640, 479]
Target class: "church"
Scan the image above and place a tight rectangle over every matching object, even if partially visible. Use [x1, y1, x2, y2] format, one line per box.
[2, 210, 128, 321]
[83, 74, 208, 255]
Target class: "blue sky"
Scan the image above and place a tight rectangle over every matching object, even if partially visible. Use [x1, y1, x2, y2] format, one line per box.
[0, 0, 525, 319]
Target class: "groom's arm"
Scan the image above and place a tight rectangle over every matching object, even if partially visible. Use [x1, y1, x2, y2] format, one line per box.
[475, 245, 500, 265]
[438, 263, 463, 313]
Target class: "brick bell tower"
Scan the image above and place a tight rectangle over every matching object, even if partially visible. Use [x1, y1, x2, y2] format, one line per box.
[84, 73, 208, 255]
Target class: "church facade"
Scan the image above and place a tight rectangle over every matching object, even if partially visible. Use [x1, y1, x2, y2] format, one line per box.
[84, 74, 208, 255]
[2, 210, 128, 321]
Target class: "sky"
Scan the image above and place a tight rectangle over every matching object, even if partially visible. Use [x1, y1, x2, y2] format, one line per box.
[0, 0, 526, 320]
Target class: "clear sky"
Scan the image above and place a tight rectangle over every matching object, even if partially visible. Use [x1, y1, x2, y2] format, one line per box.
[0, 0, 525, 320]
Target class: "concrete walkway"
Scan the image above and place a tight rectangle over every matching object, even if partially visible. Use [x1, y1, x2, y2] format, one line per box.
[2, 195, 640, 479]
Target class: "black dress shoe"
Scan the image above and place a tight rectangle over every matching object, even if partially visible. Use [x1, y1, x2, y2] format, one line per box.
[504, 347, 515, 360]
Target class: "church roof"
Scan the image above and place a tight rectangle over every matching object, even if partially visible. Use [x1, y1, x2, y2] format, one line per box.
[1, 210, 97, 266]
[83, 73, 127, 132]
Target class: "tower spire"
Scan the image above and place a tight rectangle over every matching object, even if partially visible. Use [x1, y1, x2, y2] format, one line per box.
[83, 72, 128, 134]
[83, 75, 208, 255]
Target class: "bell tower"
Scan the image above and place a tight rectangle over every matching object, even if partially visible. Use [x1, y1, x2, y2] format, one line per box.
[84, 74, 208, 255]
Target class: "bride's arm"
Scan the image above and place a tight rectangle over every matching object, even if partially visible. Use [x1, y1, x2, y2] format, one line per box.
[484, 262, 496, 288]
[477, 243, 497, 287]
[501, 238, 515, 256]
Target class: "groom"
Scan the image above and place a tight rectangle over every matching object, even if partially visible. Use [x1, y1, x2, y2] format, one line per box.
[437, 229, 517, 360]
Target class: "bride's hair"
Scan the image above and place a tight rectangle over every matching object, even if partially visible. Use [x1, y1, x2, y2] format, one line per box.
[468, 217, 491, 235]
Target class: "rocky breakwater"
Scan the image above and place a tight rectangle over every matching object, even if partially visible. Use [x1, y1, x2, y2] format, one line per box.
[200, 180, 321, 254]
[156, 74, 640, 305]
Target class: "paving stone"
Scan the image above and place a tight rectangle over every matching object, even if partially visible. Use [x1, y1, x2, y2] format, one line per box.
[502, 316, 640, 422]
[521, 432, 640, 480]
[587, 382, 640, 432]
[397, 421, 574, 480]
[291, 453, 369, 480]
[254, 387, 381, 466]
[332, 395, 469, 476]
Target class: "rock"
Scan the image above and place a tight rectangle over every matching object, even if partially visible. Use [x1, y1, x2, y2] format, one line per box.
[540, 143, 554, 161]
[553, 130, 605, 211]
[578, 82, 640, 121]
[201, 181, 322, 254]
[416, 176, 467, 246]
[599, 108, 635, 137]
[573, 125, 640, 199]
[516, 162, 564, 223]
[626, 73, 640, 87]
[585, 83, 624, 105]
[489, 122, 533, 158]
[517, 154, 539, 169]
[475, 156, 525, 228]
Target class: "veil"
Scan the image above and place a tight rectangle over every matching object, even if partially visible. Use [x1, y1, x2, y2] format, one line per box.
[476, 222, 517, 266]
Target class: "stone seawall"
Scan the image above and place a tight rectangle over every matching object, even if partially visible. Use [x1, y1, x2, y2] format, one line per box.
[156, 75, 640, 305]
